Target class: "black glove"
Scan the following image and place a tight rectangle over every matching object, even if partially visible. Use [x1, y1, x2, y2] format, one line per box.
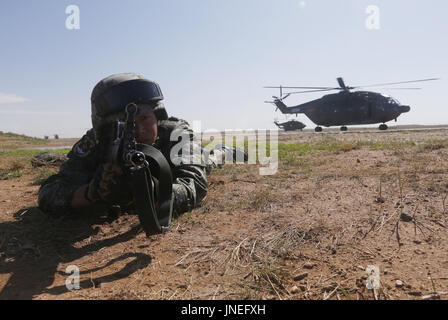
[85, 163, 133, 205]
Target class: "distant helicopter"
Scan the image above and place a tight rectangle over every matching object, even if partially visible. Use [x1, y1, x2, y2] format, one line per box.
[274, 119, 306, 131]
[265, 77, 439, 132]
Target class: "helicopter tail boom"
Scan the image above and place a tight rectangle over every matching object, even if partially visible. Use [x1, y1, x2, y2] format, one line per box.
[272, 98, 291, 113]
[271, 97, 314, 114]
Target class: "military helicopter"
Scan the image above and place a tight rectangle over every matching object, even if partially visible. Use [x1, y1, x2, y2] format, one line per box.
[265, 77, 439, 132]
[274, 119, 306, 131]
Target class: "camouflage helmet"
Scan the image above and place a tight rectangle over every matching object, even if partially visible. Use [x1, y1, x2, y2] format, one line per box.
[91, 73, 168, 141]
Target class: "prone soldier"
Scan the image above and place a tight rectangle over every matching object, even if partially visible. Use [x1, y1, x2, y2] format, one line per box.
[38, 73, 209, 228]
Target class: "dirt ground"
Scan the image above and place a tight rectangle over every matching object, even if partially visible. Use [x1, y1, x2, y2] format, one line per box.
[0, 128, 447, 300]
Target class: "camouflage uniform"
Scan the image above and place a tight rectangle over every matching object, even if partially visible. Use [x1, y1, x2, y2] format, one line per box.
[38, 117, 208, 217]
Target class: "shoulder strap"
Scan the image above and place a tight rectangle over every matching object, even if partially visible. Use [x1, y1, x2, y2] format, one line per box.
[130, 144, 174, 236]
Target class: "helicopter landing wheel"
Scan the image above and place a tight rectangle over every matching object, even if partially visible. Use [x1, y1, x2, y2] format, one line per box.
[340, 126, 348, 132]
[379, 124, 388, 131]
[315, 126, 323, 133]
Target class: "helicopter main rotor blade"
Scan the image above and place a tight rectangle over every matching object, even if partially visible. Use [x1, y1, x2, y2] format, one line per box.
[264, 86, 335, 90]
[285, 88, 340, 94]
[281, 93, 292, 100]
[354, 78, 440, 88]
[372, 87, 422, 90]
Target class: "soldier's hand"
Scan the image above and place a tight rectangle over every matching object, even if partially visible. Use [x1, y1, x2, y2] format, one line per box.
[85, 163, 133, 205]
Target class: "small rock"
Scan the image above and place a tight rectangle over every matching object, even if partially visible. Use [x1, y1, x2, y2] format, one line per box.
[400, 212, 413, 222]
[375, 197, 385, 204]
[290, 286, 299, 294]
[299, 285, 306, 291]
[414, 249, 425, 255]
[303, 262, 315, 269]
[100, 282, 110, 290]
[421, 294, 440, 300]
[293, 272, 308, 281]
[383, 269, 388, 275]
[357, 265, 365, 271]
[408, 291, 422, 296]
[357, 159, 361, 163]
[395, 280, 404, 288]
[413, 240, 422, 244]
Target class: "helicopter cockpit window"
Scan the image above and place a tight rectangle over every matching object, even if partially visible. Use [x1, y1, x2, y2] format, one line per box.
[381, 94, 400, 105]
[387, 97, 400, 105]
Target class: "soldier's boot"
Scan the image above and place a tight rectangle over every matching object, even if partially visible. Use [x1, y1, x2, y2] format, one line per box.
[213, 144, 248, 163]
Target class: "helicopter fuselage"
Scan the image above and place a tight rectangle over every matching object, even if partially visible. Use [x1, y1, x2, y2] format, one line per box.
[274, 120, 306, 131]
[275, 91, 411, 127]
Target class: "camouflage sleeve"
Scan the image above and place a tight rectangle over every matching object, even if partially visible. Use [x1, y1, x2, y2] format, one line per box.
[172, 165, 208, 215]
[156, 117, 208, 215]
[38, 130, 98, 217]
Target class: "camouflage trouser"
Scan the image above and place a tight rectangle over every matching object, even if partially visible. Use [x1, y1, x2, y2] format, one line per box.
[204, 146, 248, 175]
[205, 150, 224, 175]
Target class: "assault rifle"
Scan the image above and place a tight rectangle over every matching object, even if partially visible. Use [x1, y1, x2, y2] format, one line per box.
[108, 103, 174, 236]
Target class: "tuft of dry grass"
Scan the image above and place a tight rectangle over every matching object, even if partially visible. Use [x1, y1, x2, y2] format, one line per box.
[0, 159, 27, 180]
[247, 188, 278, 211]
[420, 140, 448, 151]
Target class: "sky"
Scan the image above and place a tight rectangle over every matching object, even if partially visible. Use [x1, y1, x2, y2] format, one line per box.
[0, 0, 447, 138]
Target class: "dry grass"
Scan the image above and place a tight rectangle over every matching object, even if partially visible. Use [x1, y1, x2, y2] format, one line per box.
[0, 159, 27, 180]
[0, 131, 49, 150]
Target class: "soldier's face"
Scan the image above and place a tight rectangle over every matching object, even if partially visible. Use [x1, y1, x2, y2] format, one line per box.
[134, 111, 158, 145]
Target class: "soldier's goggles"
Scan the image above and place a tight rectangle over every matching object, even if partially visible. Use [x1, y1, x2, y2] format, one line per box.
[93, 79, 164, 117]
